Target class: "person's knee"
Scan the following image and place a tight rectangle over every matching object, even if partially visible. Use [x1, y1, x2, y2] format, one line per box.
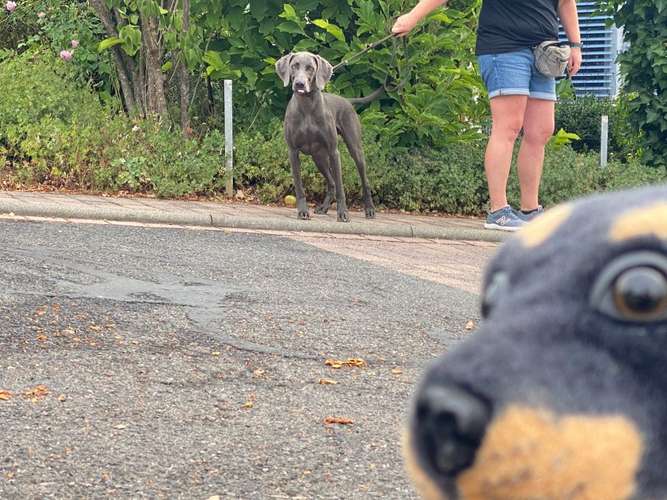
[523, 122, 555, 146]
[491, 120, 523, 142]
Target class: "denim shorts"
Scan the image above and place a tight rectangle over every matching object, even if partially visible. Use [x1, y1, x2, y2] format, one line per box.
[477, 48, 556, 101]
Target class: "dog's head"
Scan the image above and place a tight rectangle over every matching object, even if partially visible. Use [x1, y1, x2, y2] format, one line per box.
[275, 51, 333, 95]
[406, 185, 667, 499]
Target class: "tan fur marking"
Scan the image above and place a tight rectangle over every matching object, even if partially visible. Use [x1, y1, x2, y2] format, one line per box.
[610, 202, 667, 242]
[402, 431, 447, 500]
[457, 406, 642, 500]
[517, 204, 573, 248]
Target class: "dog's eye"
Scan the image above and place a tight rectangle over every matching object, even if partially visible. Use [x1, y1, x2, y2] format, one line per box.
[481, 271, 509, 318]
[305, 65, 314, 72]
[591, 252, 667, 323]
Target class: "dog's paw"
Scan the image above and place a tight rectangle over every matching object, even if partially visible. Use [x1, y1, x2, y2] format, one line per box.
[298, 210, 311, 220]
[337, 211, 350, 223]
[365, 207, 376, 219]
[314, 204, 329, 215]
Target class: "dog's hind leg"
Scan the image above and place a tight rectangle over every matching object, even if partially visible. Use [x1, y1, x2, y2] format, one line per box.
[312, 150, 336, 215]
[330, 149, 350, 223]
[340, 116, 376, 219]
[288, 148, 310, 220]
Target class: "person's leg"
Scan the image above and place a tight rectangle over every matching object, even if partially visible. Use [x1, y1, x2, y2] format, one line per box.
[516, 98, 555, 211]
[485, 95, 528, 212]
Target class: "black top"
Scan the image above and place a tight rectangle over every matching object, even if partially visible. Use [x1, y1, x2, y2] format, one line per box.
[475, 0, 560, 55]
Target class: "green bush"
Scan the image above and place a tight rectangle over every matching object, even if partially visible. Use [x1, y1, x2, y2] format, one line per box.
[0, 50, 224, 197]
[597, 0, 667, 168]
[236, 120, 665, 215]
[555, 95, 641, 161]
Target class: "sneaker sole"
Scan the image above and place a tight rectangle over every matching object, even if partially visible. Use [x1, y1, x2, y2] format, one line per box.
[484, 222, 523, 232]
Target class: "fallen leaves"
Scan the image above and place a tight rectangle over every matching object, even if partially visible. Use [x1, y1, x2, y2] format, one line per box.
[23, 385, 49, 401]
[34, 306, 48, 317]
[324, 416, 353, 426]
[324, 358, 367, 369]
[391, 368, 403, 376]
[318, 378, 338, 385]
[465, 320, 476, 331]
[241, 393, 256, 409]
[1, 386, 56, 402]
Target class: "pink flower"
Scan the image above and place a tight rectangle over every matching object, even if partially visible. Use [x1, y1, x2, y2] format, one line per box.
[70, 40, 79, 48]
[5, 1, 17, 12]
[37, 11, 46, 18]
[59, 50, 73, 61]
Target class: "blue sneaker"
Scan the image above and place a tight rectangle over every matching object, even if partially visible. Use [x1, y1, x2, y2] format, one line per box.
[515, 205, 544, 222]
[484, 206, 526, 232]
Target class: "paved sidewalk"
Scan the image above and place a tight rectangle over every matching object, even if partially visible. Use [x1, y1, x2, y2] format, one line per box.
[0, 191, 507, 242]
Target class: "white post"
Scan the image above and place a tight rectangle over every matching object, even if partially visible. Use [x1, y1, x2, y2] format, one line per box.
[224, 79, 234, 197]
[600, 114, 609, 168]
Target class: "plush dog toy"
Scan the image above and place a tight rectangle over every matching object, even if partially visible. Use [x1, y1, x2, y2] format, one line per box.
[406, 185, 667, 499]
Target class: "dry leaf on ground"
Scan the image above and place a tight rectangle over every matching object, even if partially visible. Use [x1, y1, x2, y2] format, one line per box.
[0, 390, 13, 401]
[391, 368, 403, 375]
[324, 416, 353, 425]
[318, 378, 338, 385]
[23, 385, 49, 400]
[324, 358, 367, 369]
[465, 320, 476, 331]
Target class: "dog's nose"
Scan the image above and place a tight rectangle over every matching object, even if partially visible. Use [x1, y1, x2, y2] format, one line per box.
[294, 81, 306, 89]
[414, 384, 491, 476]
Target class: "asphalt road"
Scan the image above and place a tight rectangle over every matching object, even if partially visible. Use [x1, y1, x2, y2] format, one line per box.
[0, 218, 495, 499]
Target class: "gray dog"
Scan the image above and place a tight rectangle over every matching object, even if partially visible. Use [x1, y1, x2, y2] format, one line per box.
[276, 52, 376, 222]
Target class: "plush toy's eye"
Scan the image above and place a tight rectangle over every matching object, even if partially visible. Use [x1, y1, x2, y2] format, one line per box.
[591, 252, 667, 323]
[613, 267, 667, 321]
[481, 271, 508, 318]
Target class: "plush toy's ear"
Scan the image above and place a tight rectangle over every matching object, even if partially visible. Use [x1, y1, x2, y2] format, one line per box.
[315, 55, 333, 91]
[275, 54, 293, 87]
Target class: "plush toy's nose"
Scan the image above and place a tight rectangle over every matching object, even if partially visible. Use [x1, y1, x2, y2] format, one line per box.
[414, 384, 491, 476]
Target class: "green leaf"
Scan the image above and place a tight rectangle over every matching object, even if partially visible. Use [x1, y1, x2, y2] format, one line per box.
[311, 19, 345, 42]
[98, 37, 123, 52]
[276, 21, 304, 35]
[281, 4, 298, 21]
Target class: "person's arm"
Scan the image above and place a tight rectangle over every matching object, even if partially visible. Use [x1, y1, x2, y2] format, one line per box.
[392, 0, 448, 37]
[558, 0, 583, 76]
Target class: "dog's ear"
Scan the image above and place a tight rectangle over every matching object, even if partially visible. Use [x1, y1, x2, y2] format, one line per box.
[275, 54, 293, 87]
[315, 55, 333, 91]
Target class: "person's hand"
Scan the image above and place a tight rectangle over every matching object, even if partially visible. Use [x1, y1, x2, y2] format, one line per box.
[568, 47, 582, 77]
[392, 12, 419, 37]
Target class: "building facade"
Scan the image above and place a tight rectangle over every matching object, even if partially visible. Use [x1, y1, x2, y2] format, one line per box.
[561, 1, 623, 97]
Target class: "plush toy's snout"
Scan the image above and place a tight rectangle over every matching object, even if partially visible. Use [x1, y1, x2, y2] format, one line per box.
[413, 385, 490, 478]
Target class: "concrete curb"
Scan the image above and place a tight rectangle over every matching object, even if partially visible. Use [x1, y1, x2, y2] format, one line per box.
[0, 196, 508, 243]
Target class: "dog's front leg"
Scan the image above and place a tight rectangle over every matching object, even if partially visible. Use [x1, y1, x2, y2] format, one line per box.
[289, 148, 310, 220]
[330, 149, 349, 223]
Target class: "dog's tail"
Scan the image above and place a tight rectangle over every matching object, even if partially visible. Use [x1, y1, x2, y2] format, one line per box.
[347, 86, 385, 106]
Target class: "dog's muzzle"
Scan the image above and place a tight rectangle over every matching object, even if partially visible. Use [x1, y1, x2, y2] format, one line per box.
[293, 80, 308, 95]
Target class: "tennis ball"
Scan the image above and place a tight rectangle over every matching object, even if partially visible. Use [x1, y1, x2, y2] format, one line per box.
[284, 195, 297, 207]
